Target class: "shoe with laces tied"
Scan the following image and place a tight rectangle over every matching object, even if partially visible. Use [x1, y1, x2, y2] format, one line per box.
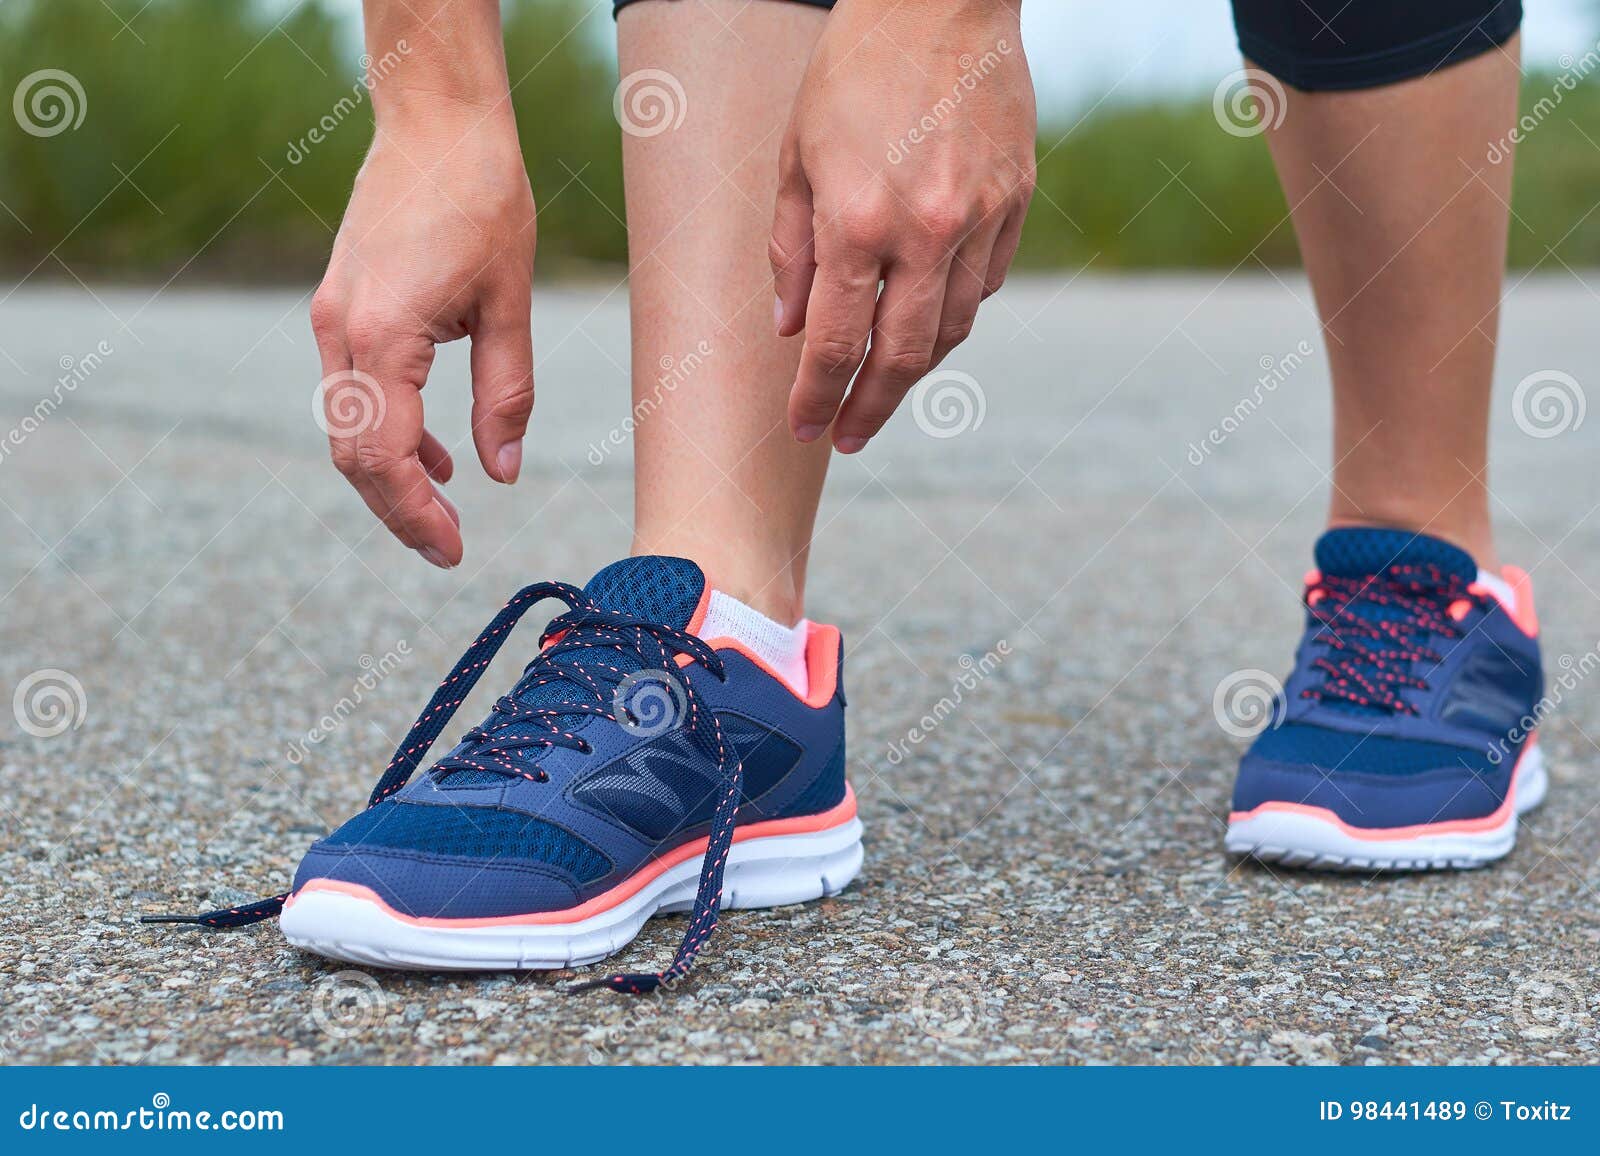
[1225, 528, 1546, 870]
[146, 556, 861, 992]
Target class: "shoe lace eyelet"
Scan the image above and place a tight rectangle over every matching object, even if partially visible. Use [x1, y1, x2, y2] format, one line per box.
[578, 741, 593, 755]
[535, 770, 550, 783]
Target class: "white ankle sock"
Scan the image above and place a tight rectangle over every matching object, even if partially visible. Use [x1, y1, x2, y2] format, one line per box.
[697, 589, 810, 698]
[1476, 567, 1517, 614]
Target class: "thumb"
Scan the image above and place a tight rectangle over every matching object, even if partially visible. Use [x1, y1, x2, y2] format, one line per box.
[469, 299, 535, 484]
[769, 135, 817, 338]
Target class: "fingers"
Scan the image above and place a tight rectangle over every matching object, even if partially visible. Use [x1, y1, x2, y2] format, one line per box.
[831, 260, 948, 452]
[785, 177, 1022, 451]
[433, 484, 460, 529]
[770, 135, 818, 338]
[350, 400, 464, 566]
[930, 214, 1004, 370]
[351, 382, 461, 567]
[468, 290, 534, 484]
[826, 198, 1020, 450]
[983, 200, 1027, 300]
[418, 429, 454, 484]
[787, 250, 881, 443]
[317, 300, 462, 567]
[311, 273, 531, 569]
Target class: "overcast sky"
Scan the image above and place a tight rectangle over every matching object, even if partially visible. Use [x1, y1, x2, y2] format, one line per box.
[1019, 0, 1598, 111]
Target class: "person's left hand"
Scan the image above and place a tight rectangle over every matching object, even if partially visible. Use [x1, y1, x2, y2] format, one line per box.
[771, 0, 1036, 453]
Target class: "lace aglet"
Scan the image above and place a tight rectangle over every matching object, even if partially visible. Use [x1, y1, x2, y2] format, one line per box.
[566, 973, 660, 996]
[138, 892, 288, 930]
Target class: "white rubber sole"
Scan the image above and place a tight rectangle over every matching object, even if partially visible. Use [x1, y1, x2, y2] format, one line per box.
[1225, 744, 1546, 871]
[279, 816, 864, 971]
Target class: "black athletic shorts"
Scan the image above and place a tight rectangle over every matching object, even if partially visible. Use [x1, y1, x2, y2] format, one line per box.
[1229, 0, 1521, 91]
[612, 0, 1523, 92]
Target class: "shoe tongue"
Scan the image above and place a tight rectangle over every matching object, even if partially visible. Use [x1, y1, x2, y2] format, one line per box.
[1314, 528, 1476, 584]
[438, 557, 706, 785]
[583, 556, 706, 631]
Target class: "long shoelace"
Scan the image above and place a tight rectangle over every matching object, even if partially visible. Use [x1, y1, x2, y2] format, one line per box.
[1301, 564, 1481, 714]
[143, 581, 744, 996]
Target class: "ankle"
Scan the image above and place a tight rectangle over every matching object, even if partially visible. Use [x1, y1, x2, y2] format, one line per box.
[630, 540, 806, 624]
[715, 578, 804, 626]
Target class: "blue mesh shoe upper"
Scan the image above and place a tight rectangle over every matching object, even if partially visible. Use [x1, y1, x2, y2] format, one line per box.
[1246, 721, 1495, 776]
[585, 555, 705, 628]
[321, 800, 611, 882]
[1314, 525, 1475, 582]
[1232, 528, 1543, 827]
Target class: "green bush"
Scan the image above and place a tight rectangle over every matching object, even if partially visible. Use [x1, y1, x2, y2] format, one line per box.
[0, 0, 622, 278]
[1, 0, 360, 276]
[1018, 101, 1293, 270]
[1, 0, 1596, 278]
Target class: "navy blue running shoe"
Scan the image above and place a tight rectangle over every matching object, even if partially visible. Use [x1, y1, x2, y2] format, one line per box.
[149, 556, 860, 991]
[1225, 528, 1546, 870]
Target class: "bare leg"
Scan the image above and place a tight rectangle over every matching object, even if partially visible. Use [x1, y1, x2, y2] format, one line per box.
[1261, 40, 1520, 570]
[617, 0, 829, 623]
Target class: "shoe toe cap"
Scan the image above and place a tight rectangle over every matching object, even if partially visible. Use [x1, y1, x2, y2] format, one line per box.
[291, 843, 585, 920]
[1232, 751, 1510, 830]
[289, 801, 610, 919]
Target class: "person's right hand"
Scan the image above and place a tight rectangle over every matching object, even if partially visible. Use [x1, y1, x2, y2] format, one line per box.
[311, 108, 536, 569]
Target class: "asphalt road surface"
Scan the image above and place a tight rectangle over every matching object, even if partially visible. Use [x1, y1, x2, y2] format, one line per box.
[2, 274, 1597, 1064]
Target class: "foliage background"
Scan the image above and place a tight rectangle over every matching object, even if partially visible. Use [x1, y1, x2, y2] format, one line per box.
[1, 0, 1596, 281]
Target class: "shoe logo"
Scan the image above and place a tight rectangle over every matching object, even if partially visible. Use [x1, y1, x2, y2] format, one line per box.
[592, 736, 707, 809]
[573, 733, 721, 841]
[571, 715, 804, 841]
